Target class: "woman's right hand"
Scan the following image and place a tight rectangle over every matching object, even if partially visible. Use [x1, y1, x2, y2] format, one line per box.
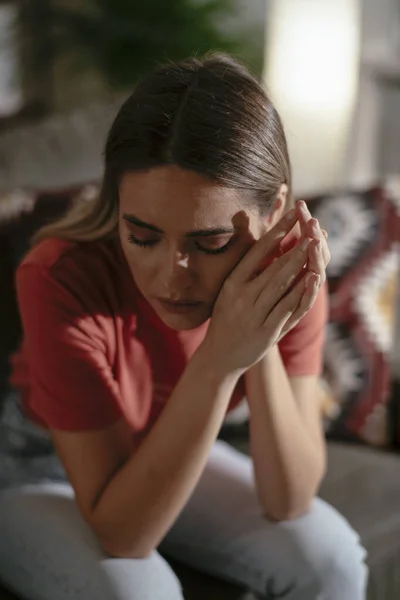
[201, 209, 319, 376]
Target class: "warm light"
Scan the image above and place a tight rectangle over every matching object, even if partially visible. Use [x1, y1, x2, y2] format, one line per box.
[264, 0, 361, 193]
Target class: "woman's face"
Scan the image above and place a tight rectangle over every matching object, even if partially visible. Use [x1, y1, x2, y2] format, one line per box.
[119, 166, 273, 330]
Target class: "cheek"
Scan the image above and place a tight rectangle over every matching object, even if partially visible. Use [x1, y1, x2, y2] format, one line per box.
[199, 250, 245, 298]
[120, 238, 155, 283]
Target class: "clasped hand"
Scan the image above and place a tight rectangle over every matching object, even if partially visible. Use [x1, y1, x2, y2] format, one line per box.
[204, 201, 331, 376]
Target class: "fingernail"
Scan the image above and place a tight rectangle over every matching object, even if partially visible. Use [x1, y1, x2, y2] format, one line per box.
[311, 219, 319, 234]
[314, 274, 321, 286]
[315, 239, 321, 251]
[285, 208, 295, 221]
[301, 237, 311, 250]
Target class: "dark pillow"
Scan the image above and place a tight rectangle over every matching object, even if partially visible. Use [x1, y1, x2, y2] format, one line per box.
[0, 183, 98, 405]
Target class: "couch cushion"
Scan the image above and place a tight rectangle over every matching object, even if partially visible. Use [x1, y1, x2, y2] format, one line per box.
[305, 184, 400, 448]
[320, 442, 400, 600]
[230, 438, 400, 600]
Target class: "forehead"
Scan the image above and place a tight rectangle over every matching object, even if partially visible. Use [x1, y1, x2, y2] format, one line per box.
[119, 166, 249, 229]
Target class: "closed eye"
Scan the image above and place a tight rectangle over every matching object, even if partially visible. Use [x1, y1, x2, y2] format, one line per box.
[127, 234, 235, 255]
[127, 234, 158, 248]
[195, 237, 234, 255]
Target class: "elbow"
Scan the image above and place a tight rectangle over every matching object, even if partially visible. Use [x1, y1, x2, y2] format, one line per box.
[99, 534, 155, 559]
[265, 499, 313, 522]
[104, 543, 153, 560]
[261, 485, 320, 522]
[90, 516, 156, 559]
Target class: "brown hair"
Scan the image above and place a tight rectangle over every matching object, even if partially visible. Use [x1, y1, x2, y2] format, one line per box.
[34, 52, 292, 244]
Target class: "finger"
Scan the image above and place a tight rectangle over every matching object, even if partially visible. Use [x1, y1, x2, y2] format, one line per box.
[308, 239, 326, 284]
[282, 271, 321, 334]
[306, 218, 330, 266]
[295, 201, 311, 238]
[253, 237, 311, 317]
[263, 269, 309, 338]
[228, 208, 298, 286]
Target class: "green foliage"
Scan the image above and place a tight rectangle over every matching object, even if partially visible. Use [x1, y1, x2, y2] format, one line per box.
[20, 0, 242, 90]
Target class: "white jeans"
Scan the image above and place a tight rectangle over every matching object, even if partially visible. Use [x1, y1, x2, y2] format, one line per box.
[0, 441, 368, 600]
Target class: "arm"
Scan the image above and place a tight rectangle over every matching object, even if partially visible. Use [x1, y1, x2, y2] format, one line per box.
[49, 211, 310, 558]
[245, 346, 326, 522]
[17, 262, 239, 560]
[53, 349, 239, 559]
[21, 210, 317, 560]
[246, 200, 330, 521]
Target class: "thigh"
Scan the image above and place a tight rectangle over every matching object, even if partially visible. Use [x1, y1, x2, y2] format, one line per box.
[0, 484, 183, 600]
[160, 441, 367, 599]
[0, 391, 67, 490]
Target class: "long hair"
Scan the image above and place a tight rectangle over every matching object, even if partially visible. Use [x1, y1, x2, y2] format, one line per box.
[33, 53, 292, 244]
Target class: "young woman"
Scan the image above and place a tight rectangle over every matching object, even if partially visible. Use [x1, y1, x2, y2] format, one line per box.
[0, 54, 367, 600]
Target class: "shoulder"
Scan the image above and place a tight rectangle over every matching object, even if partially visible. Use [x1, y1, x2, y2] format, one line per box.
[19, 237, 121, 278]
[279, 284, 328, 377]
[18, 237, 130, 304]
[16, 237, 138, 332]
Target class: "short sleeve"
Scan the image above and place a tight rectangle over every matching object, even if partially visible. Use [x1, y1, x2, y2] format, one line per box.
[278, 282, 328, 377]
[16, 263, 123, 431]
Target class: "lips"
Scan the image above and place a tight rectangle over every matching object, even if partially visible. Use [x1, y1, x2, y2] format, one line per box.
[156, 298, 203, 314]
[158, 298, 200, 306]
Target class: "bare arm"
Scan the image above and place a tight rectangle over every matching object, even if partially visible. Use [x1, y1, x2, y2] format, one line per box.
[246, 201, 330, 521]
[246, 346, 326, 522]
[52, 348, 239, 559]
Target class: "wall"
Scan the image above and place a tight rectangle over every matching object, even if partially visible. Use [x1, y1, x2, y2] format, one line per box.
[347, 0, 400, 186]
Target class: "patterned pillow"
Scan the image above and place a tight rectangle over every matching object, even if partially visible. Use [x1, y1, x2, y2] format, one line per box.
[222, 183, 400, 449]
[307, 184, 399, 447]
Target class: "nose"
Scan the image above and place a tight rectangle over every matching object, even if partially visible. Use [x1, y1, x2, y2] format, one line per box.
[159, 249, 195, 297]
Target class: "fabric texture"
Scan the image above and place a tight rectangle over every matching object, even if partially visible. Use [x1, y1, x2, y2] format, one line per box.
[305, 185, 400, 448]
[0, 440, 368, 600]
[11, 233, 327, 435]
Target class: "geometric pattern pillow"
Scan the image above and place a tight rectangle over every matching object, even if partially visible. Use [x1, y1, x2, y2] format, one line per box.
[306, 184, 400, 448]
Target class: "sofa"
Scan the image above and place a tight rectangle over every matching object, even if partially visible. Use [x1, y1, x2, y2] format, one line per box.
[0, 184, 399, 600]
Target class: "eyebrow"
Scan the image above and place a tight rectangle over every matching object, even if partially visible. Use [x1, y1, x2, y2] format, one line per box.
[122, 213, 236, 238]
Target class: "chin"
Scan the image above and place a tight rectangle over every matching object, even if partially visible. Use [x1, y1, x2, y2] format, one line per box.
[157, 308, 211, 331]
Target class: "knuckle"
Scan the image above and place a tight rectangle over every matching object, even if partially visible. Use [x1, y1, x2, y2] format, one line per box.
[271, 279, 287, 296]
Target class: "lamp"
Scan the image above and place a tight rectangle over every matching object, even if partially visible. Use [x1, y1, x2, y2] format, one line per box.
[264, 0, 361, 194]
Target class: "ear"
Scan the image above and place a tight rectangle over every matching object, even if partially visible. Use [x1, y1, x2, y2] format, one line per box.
[264, 184, 288, 229]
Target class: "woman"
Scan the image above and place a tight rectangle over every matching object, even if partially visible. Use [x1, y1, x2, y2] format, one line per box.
[0, 54, 367, 600]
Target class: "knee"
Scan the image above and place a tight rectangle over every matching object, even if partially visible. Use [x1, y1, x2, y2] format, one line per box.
[291, 501, 369, 600]
[101, 552, 184, 600]
[316, 533, 368, 598]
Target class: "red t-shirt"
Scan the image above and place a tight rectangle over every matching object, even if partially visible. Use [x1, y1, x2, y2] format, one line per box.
[11, 236, 328, 436]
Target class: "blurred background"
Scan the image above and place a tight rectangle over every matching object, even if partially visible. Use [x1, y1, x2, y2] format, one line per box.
[1, 0, 398, 369]
[0, 0, 398, 192]
[0, 3, 400, 598]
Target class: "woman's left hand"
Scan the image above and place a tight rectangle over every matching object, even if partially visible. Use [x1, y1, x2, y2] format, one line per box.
[296, 200, 330, 284]
[277, 201, 331, 339]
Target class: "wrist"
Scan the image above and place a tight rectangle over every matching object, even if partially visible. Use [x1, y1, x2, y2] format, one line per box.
[246, 344, 279, 376]
[193, 342, 244, 387]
